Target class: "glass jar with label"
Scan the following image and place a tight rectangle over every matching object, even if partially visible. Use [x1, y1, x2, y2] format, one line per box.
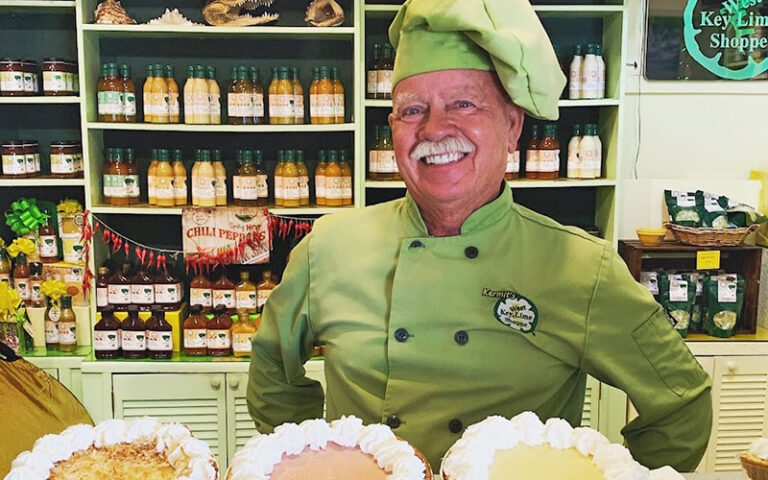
[131, 268, 155, 310]
[58, 295, 77, 352]
[190, 272, 212, 310]
[183, 304, 208, 356]
[233, 150, 259, 206]
[38, 219, 59, 263]
[212, 269, 235, 314]
[94, 305, 121, 359]
[44, 296, 60, 350]
[13, 252, 30, 304]
[231, 308, 256, 357]
[50, 141, 78, 178]
[207, 304, 232, 357]
[154, 266, 182, 311]
[121, 305, 147, 359]
[22, 60, 37, 95]
[2, 141, 26, 178]
[256, 270, 276, 313]
[23, 140, 39, 177]
[42, 58, 70, 96]
[1, 59, 25, 97]
[0, 250, 11, 285]
[29, 261, 43, 308]
[96, 266, 110, 310]
[108, 262, 132, 311]
[146, 308, 173, 360]
[235, 271, 257, 314]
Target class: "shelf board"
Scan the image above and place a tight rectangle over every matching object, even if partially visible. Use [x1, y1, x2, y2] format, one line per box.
[0, 96, 80, 104]
[364, 4, 623, 17]
[365, 99, 392, 108]
[365, 98, 620, 109]
[91, 204, 354, 215]
[0, 0, 75, 9]
[81, 24, 355, 39]
[269, 206, 354, 215]
[366, 179, 617, 189]
[0, 177, 84, 187]
[86, 122, 356, 133]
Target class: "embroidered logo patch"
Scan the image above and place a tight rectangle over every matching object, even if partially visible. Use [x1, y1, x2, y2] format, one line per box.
[484, 289, 538, 334]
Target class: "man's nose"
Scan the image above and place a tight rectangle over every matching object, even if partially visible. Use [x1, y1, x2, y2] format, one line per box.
[418, 107, 455, 142]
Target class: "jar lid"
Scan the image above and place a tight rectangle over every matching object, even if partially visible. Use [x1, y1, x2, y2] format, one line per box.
[22, 140, 38, 144]
[22, 59, 36, 64]
[50, 141, 75, 147]
[2, 141, 23, 147]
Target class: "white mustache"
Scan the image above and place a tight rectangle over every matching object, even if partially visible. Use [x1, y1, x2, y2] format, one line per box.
[409, 137, 476, 164]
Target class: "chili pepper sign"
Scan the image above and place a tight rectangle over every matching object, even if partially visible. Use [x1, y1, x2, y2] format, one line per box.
[182, 207, 269, 266]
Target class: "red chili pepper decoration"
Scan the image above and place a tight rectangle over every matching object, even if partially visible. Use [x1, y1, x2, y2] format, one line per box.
[124, 241, 130, 257]
[94, 221, 100, 232]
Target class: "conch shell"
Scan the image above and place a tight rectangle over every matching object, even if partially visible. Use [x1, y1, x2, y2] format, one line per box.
[305, 0, 343, 27]
[94, 0, 137, 24]
[147, 8, 202, 25]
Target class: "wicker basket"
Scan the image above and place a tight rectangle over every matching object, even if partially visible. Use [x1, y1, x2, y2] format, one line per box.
[664, 223, 759, 247]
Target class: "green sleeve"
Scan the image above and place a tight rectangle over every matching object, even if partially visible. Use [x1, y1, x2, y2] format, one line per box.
[582, 244, 713, 471]
[247, 234, 324, 432]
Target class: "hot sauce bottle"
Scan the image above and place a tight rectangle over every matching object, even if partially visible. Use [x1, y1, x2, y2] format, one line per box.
[38, 219, 59, 263]
[331, 67, 344, 124]
[296, 150, 310, 207]
[231, 307, 256, 358]
[120, 304, 147, 359]
[97, 63, 124, 123]
[315, 149, 327, 205]
[57, 295, 77, 352]
[130, 267, 155, 310]
[253, 150, 269, 206]
[94, 304, 121, 359]
[146, 307, 173, 360]
[212, 268, 235, 314]
[256, 270, 276, 313]
[29, 262, 44, 308]
[154, 265, 182, 311]
[13, 252, 30, 304]
[0, 249, 12, 285]
[189, 271, 213, 310]
[172, 149, 188, 206]
[184, 304, 208, 357]
[250, 66, 264, 124]
[235, 270, 257, 314]
[228, 66, 252, 126]
[207, 304, 232, 357]
[282, 150, 300, 207]
[45, 295, 60, 350]
[96, 266, 110, 311]
[325, 150, 342, 207]
[526, 124, 540, 180]
[108, 262, 132, 311]
[538, 123, 561, 180]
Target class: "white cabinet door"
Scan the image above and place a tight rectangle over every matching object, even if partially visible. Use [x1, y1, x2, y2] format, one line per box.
[582, 375, 600, 429]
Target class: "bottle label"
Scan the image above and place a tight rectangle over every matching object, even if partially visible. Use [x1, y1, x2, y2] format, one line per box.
[269, 94, 292, 118]
[190, 287, 212, 308]
[366, 70, 378, 95]
[538, 150, 560, 173]
[65, 267, 83, 284]
[42, 71, 66, 92]
[111, 175, 127, 197]
[196, 176, 215, 199]
[98, 91, 123, 115]
[257, 288, 273, 308]
[108, 284, 131, 304]
[103, 174, 114, 197]
[368, 151, 379, 174]
[378, 150, 397, 173]
[45, 320, 59, 343]
[25, 154, 35, 174]
[48, 306, 61, 322]
[210, 93, 221, 118]
[31, 281, 42, 303]
[299, 176, 309, 199]
[23, 72, 34, 93]
[377, 70, 393, 95]
[326, 177, 342, 200]
[156, 176, 174, 199]
[207, 329, 231, 349]
[253, 93, 264, 118]
[274, 175, 283, 201]
[144, 91, 153, 116]
[342, 176, 351, 200]
[194, 92, 210, 116]
[121, 330, 146, 351]
[236, 290, 257, 309]
[234, 176, 259, 200]
[147, 174, 156, 198]
[58, 321, 76, 345]
[96, 286, 109, 307]
[0, 273, 9, 284]
[212, 289, 235, 309]
[173, 176, 187, 200]
[124, 92, 137, 116]
[37, 235, 57, 258]
[256, 174, 268, 198]
[152, 92, 169, 118]
[169, 92, 180, 116]
[1, 71, 25, 92]
[131, 284, 155, 304]
[232, 332, 252, 354]
[183, 92, 193, 120]
[184, 328, 207, 348]
[51, 153, 76, 174]
[148, 330, 173, 351]
[311, 94, 334, 118]
[526, 150, 539, 172]
[126, 175, 140, 198]
[506, 151, 520, 174]
[294, 94, 304, 120]
[228, 92, 251, 118]
[215, 175, 226, 197]
[284, 177, 300, 200]
[155, 283, 182, 303]
[14, 278, 30, 300]
[333, 94, 344, 119]
[2, 154, 25, 175]
[94, 330, 119, 351]
[315, 174, 326, 198]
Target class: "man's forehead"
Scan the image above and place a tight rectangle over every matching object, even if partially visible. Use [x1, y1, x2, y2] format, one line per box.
[394, 86, 487, 104]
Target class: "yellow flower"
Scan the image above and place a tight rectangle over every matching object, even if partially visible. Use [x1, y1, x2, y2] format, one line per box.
[41, 280, 67, 301]
[0, 282, 21, 316]
[7, 238, 36, 258]
[57, 199, 83, 215]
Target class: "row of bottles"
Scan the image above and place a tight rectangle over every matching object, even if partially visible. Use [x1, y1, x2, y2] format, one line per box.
[566, 124, 602, 179]
[102, 147, 140, 205]
[96, 263, 183, 312]
[366, 42, 395, 100]
[568, 43, 606, 100]
[94, 304, 173, 359]
[183, 305, 259, 358]
[189, 269, 275, 314]
[97, 63, 136, 122]
[524, 123, 602, 180]
[44, 295, 78, 352]
[145, 64, 183, 123]
[233, 150, 269, 206]
[367, 125, 399, 180]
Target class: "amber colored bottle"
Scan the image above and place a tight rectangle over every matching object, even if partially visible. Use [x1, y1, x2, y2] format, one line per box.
[155, 149, 175, 207]
[267, 67, 278, 122]
[212, 269, 235, 314]
[108, 262, 132, 311]
[154, 266, 182, 311]
[0, 249, 11, 286]
[537, 123, 561, 180]
[121, 305, 147, 359]
[283, 150, 300, 207]
[250, 66, 265, 124]
[231, 308, 256, 357]
[296, 150, 309, 206]
[58, 295, 77, 352]
[228, 66, 253, 125]
[340, 149, 352, 206]
[183, 304, 208, 357]
[253, 150, 269, 206]
[96, 265, 110, 310]
[151, 63, 169, 124]
[274, 150, 285, 207]
[314, 66, 334, 125]
[235, 270, 257, 314]
[38, 218, 59, 263]
[110, 148, 129, 206]
[207, 304, 232, 357]
[189, 272, 213, 310]
[146, 308, 173, 360]
[120, 64, 136, 123]
[98, 63, 124, 123]
[172, 149, 187, 206]
[147, 148, 158, 205]
[94, 304, 121, 359]
[143, 64, 155, 123]
[130, 267, 155, 310]
[256, 270, 276, 313]
[315, 149, 327, 205]
[526, 124, 540, 180]
[271, 67, 294, 125]
[44, 296, 60, 350]
[125, 148, 140, 205]
[234, 150, 258, 206]
[309, 67, 320, 125]
[331, 67, 344, 124]
[13, 252, 30, 303]
[292, 67, 304, 125]
[325, 150, 342, 207]
[29, 262, 44, 308]
[166, 65, 180, 123]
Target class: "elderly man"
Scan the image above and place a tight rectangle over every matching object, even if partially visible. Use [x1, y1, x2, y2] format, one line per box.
[247, 0, 713, 471]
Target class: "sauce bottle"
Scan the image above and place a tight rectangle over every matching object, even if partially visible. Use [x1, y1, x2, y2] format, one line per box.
[154, 266, 182, 311]
[166, 65, 180, 123]
[579, 123, 600, 180]
[292, 67, 304, 124]
[212, 269, 235, 314]
[94, 305, 121, 359]
[29, 262, 44, 308]
[0, 249, 11, 286]
[98, 63, 124, 123]
[506, 143, 521, 180]
[228, 66, 247, 125]
[193, 65, 210, 125]
[296, 150, 310, 206]
[325, 150, 342, 206]
[231, 307, 256, 358]
[96, 265, 110, 311]
[120, 305, 147, 359]
[57, 295, 77, 352]
[44, 295, 60, 350]
[581, 44, 599, 100]
[267, 67, 278, 122]
[120, 64, 136, 123]
[196, 150, 216, 207]
[155, 149, 175, 207]
[172, 149, 188, 206]
[274, 150, 284, 206]
[190, 271, 213, 310]
[569, 44, 583, 100]
[183, 65, 195, 124]
[206, 304, 232, 357]
[250, 66, 264, 124]
[271, 67, 293, 125]
[147, 148, 158, 205]
[13, 252, 30, 303]
[567, 124, 582, 179]
[526, 124, 540, 180]
[315, 149, 327, 205]
[379, 44, 394, 100]
[367, 43, 381, 99]
[143, 64, 155, 123]
[146, 307, 173, 360]
[207, 66, 221, 124]
[212, 149, 227, 206]
[254, 150, 269, 206]
[538, 123, 561, 180]
[151, 63, 169, 124]
[256, 270, 276, 312]
[108, 262, 132, 311]
[309, 67, 319, 125]
[191, 149, 200, 206]
[235, 270, 257, 314]
[282, 150, 300, 207]
[38, 218, 59, 263]
[234, 150, 258, 206]
[377, 126, 396, 180]
[183, 304, 208, 356]
[332, 67, 344, 124]
[340, 149, 352, 206]
[130, 267, 155, 310]
[125, 148, 140, 204]
[314, 66, 334, 124]
[108, 148, 129, 206]
[368, 126, 379, 180]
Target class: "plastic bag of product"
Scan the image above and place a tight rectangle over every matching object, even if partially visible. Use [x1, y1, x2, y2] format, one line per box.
[696, 191, 732, 229]
[640, 270, 662, 302]
[665, 190, 701, 227]
[688, 272, 705, 333]
[725, 200, 768, 228]
[703, 273, 746, 338]
[659, 273, 696, 338]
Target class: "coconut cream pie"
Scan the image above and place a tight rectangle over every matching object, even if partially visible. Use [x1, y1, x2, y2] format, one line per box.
[226, 416, 431, 480]
[741, 438, 768, 480]
[440, 412, 685, 480]
[4, 417, 218, 480]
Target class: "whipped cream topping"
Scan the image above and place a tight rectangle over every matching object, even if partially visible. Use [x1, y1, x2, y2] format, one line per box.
[226, 416, 426, 480]
[3, 417, 217, 480]
[749, 438, 768, 460]
[440, 412, 685, 480]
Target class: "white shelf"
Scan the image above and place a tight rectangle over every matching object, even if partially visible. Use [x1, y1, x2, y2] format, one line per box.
[0, 96, 80, 104]
[90, 205, 354, 216]
[365, 99, 392, 108]
[86, 122, 356, 133]
[366, 179, 617, 189]
[364, 4, 623, 17]
[364, 98, 620, 109]
[269, 206, 354, 215]
[0, 177, 84, 187]
[81, 24, 355, 39]
[0, 0, 75, 8]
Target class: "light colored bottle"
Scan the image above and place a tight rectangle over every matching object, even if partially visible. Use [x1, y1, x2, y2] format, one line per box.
[339, 149, 352, 206]
[296, 150, 309, 206]
[207, 66, 221, 124]
[596, 44, 606, 99]
[197, 150, 216, 207]
[581, 44, 599, 100]
[274, 150, 284, 207]
[172, 149, 187, 205]
[235, 271, 257, 314]
[151, 64, 169, 124]
[166, 65, 180, 123]
[315, 149, 327, 205]
[57, 295, 77, 352]
[567, 124, 582, 179]
[282, 150, 300, 208]
[212, 149, 227, 206]
[231, 308, 257, 357]
[331, 67, 344, 124]
[191, 149, 201, 206]
[292, 67, 304, 125]
[147, 148, 158, 205]
[569, 44, 583, 100]
[183, 65, 195, 124]
[578, 124, 599, 180]
[193, 65, 210, 124]
[143, 64, 154, 123]
[155, 149, 175, 207]
[591, 123, 602, 178]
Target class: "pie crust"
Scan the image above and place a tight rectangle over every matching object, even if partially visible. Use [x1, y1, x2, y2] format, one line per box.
[742, 452, 768, 480]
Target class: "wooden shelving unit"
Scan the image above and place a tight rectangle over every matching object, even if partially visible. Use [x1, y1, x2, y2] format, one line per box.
[0, 177, 85, 187]
[0, 96, 81, 104]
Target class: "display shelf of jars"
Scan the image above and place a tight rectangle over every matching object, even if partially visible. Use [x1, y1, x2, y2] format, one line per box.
[81, 24, 356, 39]
[90, 204, 355, 215]
[85, 122, 356, 133]
[0, 96, 80, 104]
[0, 177, 85, 187]
[365, 178, 618, 189]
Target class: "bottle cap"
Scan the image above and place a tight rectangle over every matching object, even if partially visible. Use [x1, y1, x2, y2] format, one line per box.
[240, 271, 249, 280]
[242, 150, 253, 163]
[127, 304, 139, 312]
[165, 64, 174, 77]
[102, 305, 115, 314]
[190, 304, 203, 314]
[60, 295, 72, 308]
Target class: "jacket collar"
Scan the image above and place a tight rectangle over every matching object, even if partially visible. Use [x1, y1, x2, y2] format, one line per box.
[404, 183, 514, 237]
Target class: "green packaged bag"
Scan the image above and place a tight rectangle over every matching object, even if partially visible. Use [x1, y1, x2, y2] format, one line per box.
[659, 273, 696, 338]
[726, 199, 768, 228]
[703, 273, 746, 338]
[695, 191, 731, 229]
[665, 190, 701, 227]
[688, 272, 705, 333]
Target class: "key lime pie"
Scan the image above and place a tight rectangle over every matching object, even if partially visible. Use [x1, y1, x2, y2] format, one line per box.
[440, 412, 684, 480]
[742, 438, 768, 480]
[226, 416, 431, 480]
[4, 417, 218, 480]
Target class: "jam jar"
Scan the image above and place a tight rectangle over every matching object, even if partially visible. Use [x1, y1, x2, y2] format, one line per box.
[50, 141, 78, 178]
[1, 59, 25, 97]
[43, 58, 69, 96]
[2, 141, 27, 177]
[69, 61, 79, 95]
[22, 140, 39, 177]
[22, 60, 37, 95]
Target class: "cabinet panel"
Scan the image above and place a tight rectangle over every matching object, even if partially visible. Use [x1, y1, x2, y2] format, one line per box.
[42, 368, 59, 380]
[582, 375, 600, 429]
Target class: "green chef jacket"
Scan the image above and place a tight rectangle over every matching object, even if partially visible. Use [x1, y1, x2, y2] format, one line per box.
[247, 188, 713, 471]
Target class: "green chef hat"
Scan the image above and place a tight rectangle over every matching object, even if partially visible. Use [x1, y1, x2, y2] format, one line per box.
[389, 0, 566, 120]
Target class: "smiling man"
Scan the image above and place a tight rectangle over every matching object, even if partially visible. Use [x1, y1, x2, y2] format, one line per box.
[247, 0, 713, 472]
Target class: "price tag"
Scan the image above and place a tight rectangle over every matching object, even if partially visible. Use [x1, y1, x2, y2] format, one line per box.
[696, 250, 721, 270]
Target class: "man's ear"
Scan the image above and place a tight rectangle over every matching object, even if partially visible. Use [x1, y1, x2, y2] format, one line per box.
[506, 103, 525, 154]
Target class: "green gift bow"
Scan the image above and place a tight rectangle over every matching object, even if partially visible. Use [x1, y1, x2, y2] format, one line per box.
[5, 198, 50, 235]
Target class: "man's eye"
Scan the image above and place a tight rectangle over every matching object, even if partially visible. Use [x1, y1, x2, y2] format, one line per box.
[457, 101, 474, 108]
[403, 107, 422, 116]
